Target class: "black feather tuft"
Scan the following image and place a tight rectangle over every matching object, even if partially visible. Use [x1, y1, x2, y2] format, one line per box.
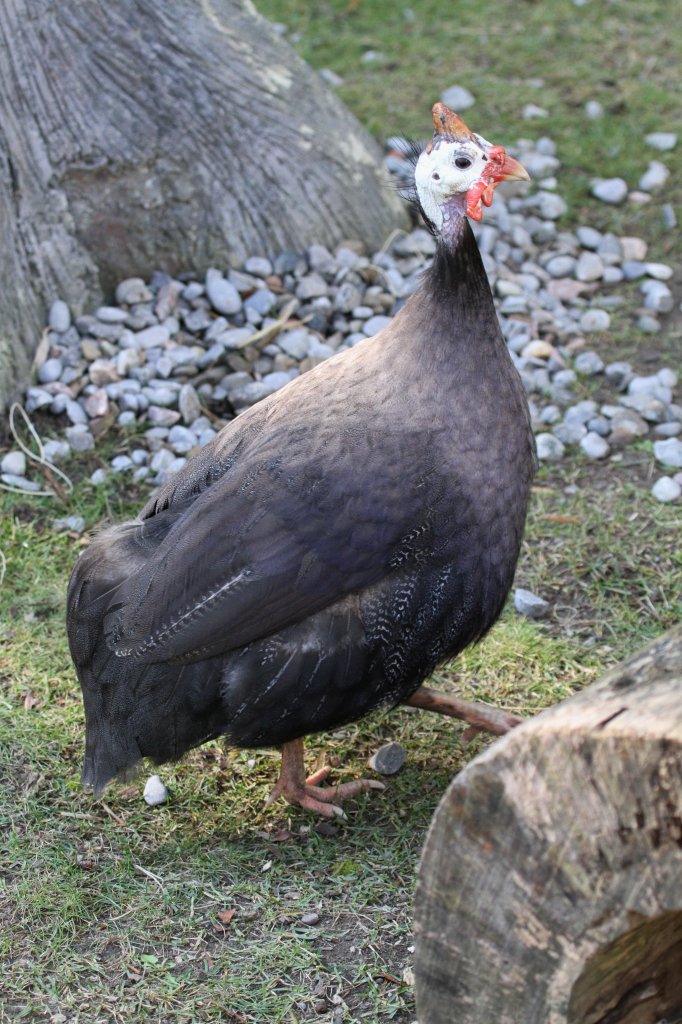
[385, 137, 437, 234]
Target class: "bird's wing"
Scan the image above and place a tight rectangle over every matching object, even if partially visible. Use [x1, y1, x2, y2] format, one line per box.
[104, 403, 444, 665]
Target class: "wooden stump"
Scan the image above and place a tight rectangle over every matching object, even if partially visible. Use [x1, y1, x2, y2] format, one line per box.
[414, 626, 682, 1024]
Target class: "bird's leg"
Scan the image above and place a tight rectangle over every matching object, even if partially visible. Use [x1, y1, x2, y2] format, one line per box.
[405, 684, 522, 736]
[265, 737, 385, 819]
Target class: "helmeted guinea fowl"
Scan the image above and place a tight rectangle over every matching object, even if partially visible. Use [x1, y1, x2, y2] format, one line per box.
[67, 103, 535, 818]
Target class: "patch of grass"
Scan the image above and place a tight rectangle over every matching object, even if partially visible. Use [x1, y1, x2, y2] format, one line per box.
[259, 0, 680, 255]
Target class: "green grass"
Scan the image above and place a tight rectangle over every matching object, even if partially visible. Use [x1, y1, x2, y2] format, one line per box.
[2, 1, 682, 1020]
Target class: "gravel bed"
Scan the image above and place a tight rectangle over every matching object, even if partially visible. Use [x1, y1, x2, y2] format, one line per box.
[2, 134, 680, 508]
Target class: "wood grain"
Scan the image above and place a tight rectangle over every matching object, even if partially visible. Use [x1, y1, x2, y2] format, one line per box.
[414, 626, 682, 1024]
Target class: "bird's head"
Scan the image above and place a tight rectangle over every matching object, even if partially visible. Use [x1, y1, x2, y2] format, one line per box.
[415, 102, 529, 231]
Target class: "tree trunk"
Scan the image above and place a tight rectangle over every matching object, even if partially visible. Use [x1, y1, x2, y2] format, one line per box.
[0, 0, 406, 411]
[414, 626, 682, 1024]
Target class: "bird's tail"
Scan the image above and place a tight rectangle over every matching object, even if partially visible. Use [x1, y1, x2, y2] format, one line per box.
[67, 522, 226, 794]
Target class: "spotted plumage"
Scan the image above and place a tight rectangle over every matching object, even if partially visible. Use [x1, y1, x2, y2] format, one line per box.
[67, 104, 535, 811]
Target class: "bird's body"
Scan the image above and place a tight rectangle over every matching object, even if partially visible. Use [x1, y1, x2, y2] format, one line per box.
[67, 104, 535, 810]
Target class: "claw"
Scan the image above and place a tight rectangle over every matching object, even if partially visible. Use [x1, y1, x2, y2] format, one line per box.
[265, 739, 385, 818]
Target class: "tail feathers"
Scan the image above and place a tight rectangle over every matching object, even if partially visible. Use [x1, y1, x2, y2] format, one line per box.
[67, 520, 227, 794]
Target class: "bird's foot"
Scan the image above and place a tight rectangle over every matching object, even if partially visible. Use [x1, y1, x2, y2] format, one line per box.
[265, 739, 385, 819]
[405, 684, 522, 736]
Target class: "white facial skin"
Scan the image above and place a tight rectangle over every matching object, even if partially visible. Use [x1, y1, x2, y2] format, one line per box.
[414, 135, 492, 231]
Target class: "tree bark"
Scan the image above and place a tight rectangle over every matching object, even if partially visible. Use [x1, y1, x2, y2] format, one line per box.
[414, 626, 682, 1024]
[0, 0, 406, 410]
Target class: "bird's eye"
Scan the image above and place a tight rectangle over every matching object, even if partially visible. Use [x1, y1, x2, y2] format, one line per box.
[455, 156, 472, 170]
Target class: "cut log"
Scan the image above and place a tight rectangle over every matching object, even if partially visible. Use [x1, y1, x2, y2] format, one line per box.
[414, 626, 682, 1024]
[0, 0, 406, 410]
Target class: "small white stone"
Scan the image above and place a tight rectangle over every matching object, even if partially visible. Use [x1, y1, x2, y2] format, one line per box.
[514, 588, 550, 618]
[638, 160, 670, 192]
[580, 309, 610, 332]
[653, 438, 682, 469]
[143, 775, 169, 806]
[619, 236, 647, 261]
[536, 433, 565, 461]
[580, 432, 610, 459]
[522, 103, 549, 119]
[643, 132, 677, 152]
[584, 100, 604, 120]
[651, 476, 681, 503]
[643, 262, 673, 281]
[440, 85, 475, 110]
[1, 451, 26, 476]
[591, 178, 628, 204]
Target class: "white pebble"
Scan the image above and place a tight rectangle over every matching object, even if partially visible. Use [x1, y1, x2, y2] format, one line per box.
[651, 476, 681, 503]
[1, 451, 27, 476]
[591, 178, 628, 204]
[638, 160, 670, 192]
[143, 775, 169, 806]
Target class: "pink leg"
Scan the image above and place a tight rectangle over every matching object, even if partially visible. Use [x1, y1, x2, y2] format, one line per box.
[405, 684, 522, 736]
[265, 738, 385, 819]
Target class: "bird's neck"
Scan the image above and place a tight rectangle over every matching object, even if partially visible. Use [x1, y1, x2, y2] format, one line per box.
[418, 202, 500, 349]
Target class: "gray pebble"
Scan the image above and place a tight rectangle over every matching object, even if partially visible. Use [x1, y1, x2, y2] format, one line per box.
[654, 422, 682, 438]
[66, 400, 88, 425]
[38, 358, 64, 384]
[574, 351, 604, 375]
[653, 438, 682, 469]
[651, 476, 681, 502]
[657, 368, 677, 388]
[111, 455, 134, 472]
[147, 406, 181, 427]
[576, 226, 602, 250]
[243, 256, 273, 278]
[116, 278, 153, 305]
[622, 261, 647, 281]
[53, 515, 86, 533]
[95, 306, 129, 324]
[536, 433, 565, 460]
[300, 912, 321, 927]
[1, 451, 27, 476]
[65, 426, 95, 451]
[363, 315, 392, 337]
[167, 425, 197, 453]
[637, 315, 661, 333]
[605, 361, 632, 390]
[580, 432, 610, 459]
[545, 256, 576, 278]
[205, 268, 242, 315]
[295, 273, 328, 301]
[641, 281, 673, 313]
[136, 325, 170, 349]
[575, 252, 604, 282]
[639, 160, 669, 192]
[514, 588, 550, 618]
[584, 100, 604, 120]
[591, 178, 628, 204]
[535, 192, 567, 220]
[1, 473, 42, 491]
[179, 383, 203, 424]
[553, 420, 586, 445]
[587, 416, 611, 437]
[244, 289, 276, 316]
[26, 387, 54, 412]
[143, 774, 169, 806]
[580, 309, 610, 332]
[441, 84, 475, 110]
[90, 468, 107, 485]
[278, 329, 314, 360]
[48, 300, 71, 333]
[368, 741, 406, 775]
[644, 132, 677, 151]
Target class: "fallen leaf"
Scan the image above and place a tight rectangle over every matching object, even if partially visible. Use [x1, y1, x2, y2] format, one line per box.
[543, 514, 580, 524]
[217, 908, 236, 925]
[23, 691, 39, 709]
